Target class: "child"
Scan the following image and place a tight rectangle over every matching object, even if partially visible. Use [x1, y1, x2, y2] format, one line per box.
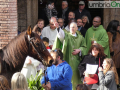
[42, 37, 51, 52]
[33, 19, 44, 39]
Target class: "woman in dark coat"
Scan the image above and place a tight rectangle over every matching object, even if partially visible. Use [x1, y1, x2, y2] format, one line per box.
[78, 43, 106, 90]
[82, 15, 91, 30]
[106, 20, 120, 81]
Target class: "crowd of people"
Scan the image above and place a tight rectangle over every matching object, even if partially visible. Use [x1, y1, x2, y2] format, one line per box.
[2, 0, 120, 90]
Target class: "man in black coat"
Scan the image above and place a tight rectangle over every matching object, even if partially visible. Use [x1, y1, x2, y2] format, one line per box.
[39, 0, 57, 26]
[77, 18, 87, 37]
[57, 0, 70, 27]
[74, 1, 91, 23]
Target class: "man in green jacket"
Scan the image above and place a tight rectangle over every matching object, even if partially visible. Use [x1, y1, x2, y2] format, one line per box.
[85, 16, 110, 57]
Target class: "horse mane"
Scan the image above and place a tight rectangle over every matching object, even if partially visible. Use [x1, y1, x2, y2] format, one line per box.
[2, 31, 29, 68]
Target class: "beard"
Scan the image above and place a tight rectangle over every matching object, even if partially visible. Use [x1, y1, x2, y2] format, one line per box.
[53, 60, 58, 65]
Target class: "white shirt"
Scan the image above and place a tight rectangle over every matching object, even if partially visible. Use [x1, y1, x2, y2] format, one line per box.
[42, 26, 57, 45]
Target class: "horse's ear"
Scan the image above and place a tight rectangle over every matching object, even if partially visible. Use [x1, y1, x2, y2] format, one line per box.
[27, 26, 32, 37]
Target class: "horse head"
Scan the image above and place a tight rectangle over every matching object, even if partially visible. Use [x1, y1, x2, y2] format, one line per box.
[26, 26, 53, 66]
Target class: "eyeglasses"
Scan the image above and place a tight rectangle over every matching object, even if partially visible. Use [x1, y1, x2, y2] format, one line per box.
[77, 21, 82, 23]
[50, 24, 54, 26]
[58, 22, 63, 23]
[93, 21, 100, 23]
[53, 49, 57, 52]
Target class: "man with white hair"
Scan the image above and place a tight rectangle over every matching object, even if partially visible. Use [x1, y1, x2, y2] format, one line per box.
[41, 17, 58, 47]
[57, 0, 70, 27]
[53, 22, 87, 90]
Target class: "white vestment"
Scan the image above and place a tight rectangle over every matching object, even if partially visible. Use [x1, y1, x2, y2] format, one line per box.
[41, 26, 57, 45]
[21, 56, 41, 80]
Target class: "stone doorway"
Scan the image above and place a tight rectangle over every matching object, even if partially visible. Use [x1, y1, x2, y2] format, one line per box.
[17, 0, 38, 32]
[38, 0, 103, 25]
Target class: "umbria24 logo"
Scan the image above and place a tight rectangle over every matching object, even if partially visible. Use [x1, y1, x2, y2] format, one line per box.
[88, 1, 120, 8]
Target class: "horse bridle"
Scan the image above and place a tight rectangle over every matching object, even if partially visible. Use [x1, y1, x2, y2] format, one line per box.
[27, 35, 47, 66]
[27, 35, 47, 85]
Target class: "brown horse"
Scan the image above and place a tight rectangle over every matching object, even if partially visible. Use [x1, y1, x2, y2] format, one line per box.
[0, 26, 53, 86]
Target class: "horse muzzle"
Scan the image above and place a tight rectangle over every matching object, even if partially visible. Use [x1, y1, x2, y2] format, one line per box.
[47, 59, 53, 67]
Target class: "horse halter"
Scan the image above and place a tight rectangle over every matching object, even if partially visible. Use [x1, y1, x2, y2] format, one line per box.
[27, 35, 47, 66]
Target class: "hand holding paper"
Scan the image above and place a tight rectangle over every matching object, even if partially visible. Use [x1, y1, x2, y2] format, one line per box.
[86, 64, 98, 74]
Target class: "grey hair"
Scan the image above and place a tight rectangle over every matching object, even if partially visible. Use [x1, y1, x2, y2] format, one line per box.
[57, 18, 64, 22]
[82, 15, 89, 23]
[50, 16, 57, 22]
[69, 11, 75, 17]
[62, 1, 68, 5]
[70, 22, 77, 27]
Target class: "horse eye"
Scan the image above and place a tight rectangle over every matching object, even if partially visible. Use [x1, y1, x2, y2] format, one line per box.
[35, 42, 40, 46]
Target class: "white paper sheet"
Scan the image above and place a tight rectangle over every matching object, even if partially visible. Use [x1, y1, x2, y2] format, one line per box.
[86, 64, 98, 74]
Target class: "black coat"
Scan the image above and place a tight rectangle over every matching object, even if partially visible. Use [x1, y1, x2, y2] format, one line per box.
[84, 22, 91, 30]
[39, 9, 49, 26]
[57, 8, 70, 27]
[78, 54, 105, 78]
[74, 9, 92, 23]
[39, 8, 57, 26]
[78, 27, 87, 37]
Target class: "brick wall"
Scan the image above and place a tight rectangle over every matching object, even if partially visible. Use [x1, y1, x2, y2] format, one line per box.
[0, 0, 18, 49]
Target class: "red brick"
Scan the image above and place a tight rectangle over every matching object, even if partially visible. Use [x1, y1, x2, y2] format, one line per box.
[0, 18, 16, 21]
[0, 21, 8, 23]
[0, 11, 7, 13]
[2, 44, 7, 48]
[8, 26, 17, 31]
[0, 36, 8, 39]
[0, 26, 8, 29]
[0, 8, 16, 11]
[0, 0, 9, 2]
[0, 16, 7, 18]
[0, 13, 9, 16]
[0, 29, 9, 31]
[0, 0, 6, 2]
[9, 36, 15, 39]
[8, 20, 17, 23]
[0, 32, 6, 34]
[0, 34, 6, 37]
[7, 15, 17, 19]
[1, 23, 9, 27]
[2, 39, 10, 42]
[8, 33, 17, 36]
[0, 0, 17, 49]
[0, 2, 9, 5]
[8, 0, 17, 2]
[9, 13, 17, 15]
[8, 10, 17, 13]
[0, 5, 8, 7]
[8, 4, 17, 8]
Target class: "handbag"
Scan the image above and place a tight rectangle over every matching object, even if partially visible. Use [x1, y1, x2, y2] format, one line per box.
[84, 74, 98, 84]
[83, 58, 100, 85]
